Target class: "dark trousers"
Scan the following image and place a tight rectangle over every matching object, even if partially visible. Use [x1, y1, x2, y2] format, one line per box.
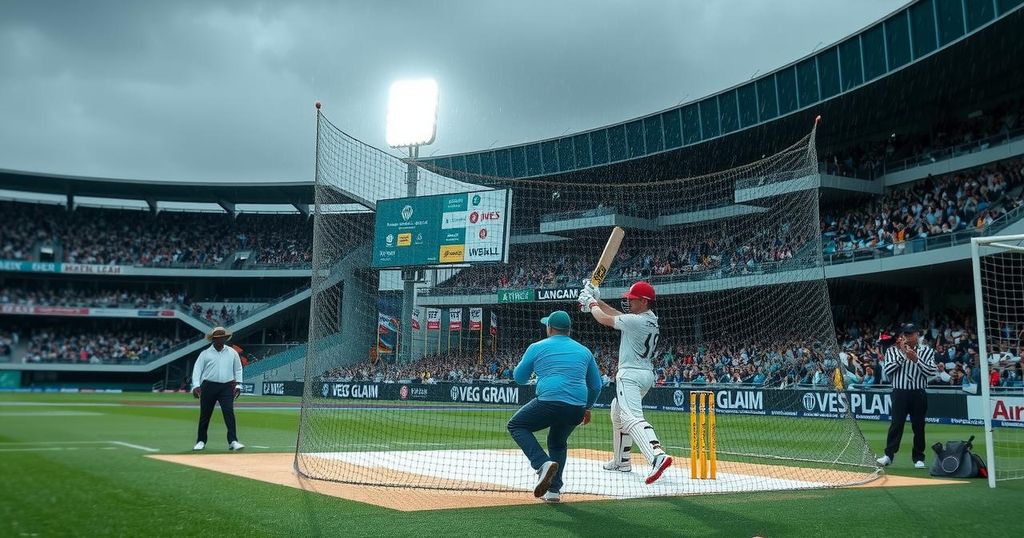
[885, 388, 928, 462]
[197, 381, 238, 444]
[507, 398, 585, 494]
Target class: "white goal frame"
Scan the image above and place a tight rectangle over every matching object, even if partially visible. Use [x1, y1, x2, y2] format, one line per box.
[971, 234, 1024, 489]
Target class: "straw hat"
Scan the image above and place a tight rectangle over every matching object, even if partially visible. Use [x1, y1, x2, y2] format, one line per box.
[206, 326, 233, 341]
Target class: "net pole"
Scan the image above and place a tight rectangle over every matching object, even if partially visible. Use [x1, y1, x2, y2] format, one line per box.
[971, 238, 997, 489]
[399, 146, 418, 365]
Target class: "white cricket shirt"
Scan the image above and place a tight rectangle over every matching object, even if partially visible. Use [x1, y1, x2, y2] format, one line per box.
[613, 310, 660, 371]
[191, 344, 243, 389]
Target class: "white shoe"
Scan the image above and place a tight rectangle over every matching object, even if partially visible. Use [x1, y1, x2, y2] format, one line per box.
[602, 459, 632, 472]
[914, 460, 926, 469]
[229, 441, 245, 451]
[645, 454, 673, 485]
[876, 455, 891, 466]
[193, 441, 205, 451]
[541, 491, 560, 503]
[533, 461, 559, 498]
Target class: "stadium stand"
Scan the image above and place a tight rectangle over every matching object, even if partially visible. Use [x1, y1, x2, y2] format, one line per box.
[0, 202, 314, 267]
[19, 324, 184, 365]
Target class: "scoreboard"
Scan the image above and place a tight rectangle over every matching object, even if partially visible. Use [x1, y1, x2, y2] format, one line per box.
[371, 189, 512, 268]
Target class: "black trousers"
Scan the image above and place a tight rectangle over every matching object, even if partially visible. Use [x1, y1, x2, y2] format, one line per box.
[885, 388, 927, 461]
[197, 381, 238, 444]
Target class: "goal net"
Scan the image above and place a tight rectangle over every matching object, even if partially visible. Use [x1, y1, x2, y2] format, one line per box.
[295, 109, 879, 499]
[972, 235, 1024, 488]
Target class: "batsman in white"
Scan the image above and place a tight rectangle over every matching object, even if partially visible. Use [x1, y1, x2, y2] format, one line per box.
[578, 280, 673, 484]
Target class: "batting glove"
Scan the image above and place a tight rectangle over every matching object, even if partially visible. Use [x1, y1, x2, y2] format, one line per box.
[582, 279, 601, 300]
[577, 289, 596, 313]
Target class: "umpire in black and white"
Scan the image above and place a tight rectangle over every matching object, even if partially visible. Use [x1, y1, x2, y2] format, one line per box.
[191, 326, 245, 451]
[877, 323, 936, 469]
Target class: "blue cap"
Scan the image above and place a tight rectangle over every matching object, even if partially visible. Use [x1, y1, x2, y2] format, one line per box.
[540, 310, 571, 330]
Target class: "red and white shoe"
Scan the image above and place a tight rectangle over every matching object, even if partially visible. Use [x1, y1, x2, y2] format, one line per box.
[645, 454, 672, 485]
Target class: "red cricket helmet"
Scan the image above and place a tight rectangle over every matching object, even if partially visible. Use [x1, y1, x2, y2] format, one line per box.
[623, 281, 655, 301]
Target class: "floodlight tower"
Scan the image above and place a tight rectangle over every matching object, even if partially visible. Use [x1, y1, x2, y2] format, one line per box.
[386, 78, 438, 364]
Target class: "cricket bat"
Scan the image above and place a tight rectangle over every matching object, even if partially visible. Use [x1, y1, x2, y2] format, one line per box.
[590, 227, 625, 286]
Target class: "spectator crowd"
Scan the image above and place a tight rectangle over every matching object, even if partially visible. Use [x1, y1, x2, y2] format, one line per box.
[21, 327, 183, 365]
[0, 203, 320, 268]
[316, 308, 1022, 390]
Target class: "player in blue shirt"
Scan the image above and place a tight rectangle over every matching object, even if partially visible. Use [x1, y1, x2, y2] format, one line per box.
[507, 310, 603, 503]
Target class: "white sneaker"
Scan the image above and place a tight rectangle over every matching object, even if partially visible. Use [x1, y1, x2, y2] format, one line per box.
[876, 455, 891, 466]
[193, 441, 205, 451]
[645, 454, 673, 485]
[533, 461, 559, 498]
[541, 491, 560, 503]
[229, 441, 245, 451]
[914, 460, 926, 469]
[602, 459, 632, 472]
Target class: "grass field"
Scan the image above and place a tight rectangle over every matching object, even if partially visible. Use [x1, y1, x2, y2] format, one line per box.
[1, 392, 1020, 537]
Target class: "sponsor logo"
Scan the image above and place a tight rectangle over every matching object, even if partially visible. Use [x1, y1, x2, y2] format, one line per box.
[449, 385, 520, 404]
[801, 391, 891, 415]
[442, 212, 466, 228]
[416, 233, 423, 243]
[993, 399, 1024, 421]
[534, 288, 579, 301]
[264, 382, 286, 396]
[673, 390, 685, 408]
[439, 245, 465, 263]
[469, 211, 480, 224]
[716, 390, 763, 411]
[478, 228, 488, 240]
[1, 304, 33, 315]
[468, 246, 500, 257]
[802, 393, 816, 411]
[386, 234, 394, 245]
[397, 233, 412, 247]
[63, 264, 122, 274]
[479, 211, 501, 221]
[400, 385, 409, 400]
[324, 383, 380, 399]
[472, 194, 481, 206]
[401, 205, 414, 221]
[497, 289, 533, 303]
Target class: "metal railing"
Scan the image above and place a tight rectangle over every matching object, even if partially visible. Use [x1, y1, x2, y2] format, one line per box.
[824, 202, 1024, 266]
[883, 127, 1024, 175]
[823, 127, 1024, 180]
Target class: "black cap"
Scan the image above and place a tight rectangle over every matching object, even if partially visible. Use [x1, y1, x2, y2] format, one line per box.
[900, 323, 918, 334]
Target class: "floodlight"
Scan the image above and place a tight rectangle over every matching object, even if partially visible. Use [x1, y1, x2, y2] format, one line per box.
[386, 78, 439, 148]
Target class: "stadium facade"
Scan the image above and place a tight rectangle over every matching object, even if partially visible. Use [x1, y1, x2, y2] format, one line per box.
[1, 0, 1022, 395]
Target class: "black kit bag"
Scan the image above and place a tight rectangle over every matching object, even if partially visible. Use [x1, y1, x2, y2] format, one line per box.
[929, 436, 988, 478]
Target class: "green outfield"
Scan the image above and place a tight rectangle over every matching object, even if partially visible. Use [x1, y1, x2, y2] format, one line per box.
[1, 392, 1019, 537]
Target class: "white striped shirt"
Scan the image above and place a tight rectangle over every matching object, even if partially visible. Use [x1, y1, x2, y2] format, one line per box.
[881, 344, 937, 390]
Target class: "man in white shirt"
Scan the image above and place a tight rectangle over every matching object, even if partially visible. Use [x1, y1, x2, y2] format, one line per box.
[579, 280, 673, 484]
[191, 326, 244, 451]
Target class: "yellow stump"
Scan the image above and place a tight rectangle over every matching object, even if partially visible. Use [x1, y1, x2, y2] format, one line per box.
[708, 394, 717, 479]
[698, 392, 707, 479]
[689, 391, 697, 479]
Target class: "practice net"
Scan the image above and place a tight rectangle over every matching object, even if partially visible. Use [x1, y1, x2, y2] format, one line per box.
[972, 235, 1024, 487]
[295, 110, 880, 499]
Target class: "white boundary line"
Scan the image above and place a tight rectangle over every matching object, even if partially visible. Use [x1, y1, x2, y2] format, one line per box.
[109, 441, 159, 452]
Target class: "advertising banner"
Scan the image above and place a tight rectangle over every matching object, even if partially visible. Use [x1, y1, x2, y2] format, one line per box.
[534, 288, 580, 302]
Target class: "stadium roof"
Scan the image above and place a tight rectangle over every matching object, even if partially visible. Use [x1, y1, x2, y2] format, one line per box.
[0, 167, 322, 209]
[421, 0, 1024, 180]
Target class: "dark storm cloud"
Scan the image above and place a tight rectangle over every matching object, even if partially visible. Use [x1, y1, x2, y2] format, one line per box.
[0, 0, 905, 182]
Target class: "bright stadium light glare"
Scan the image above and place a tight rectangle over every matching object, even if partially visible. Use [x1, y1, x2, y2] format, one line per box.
[386, 78, 439, 148]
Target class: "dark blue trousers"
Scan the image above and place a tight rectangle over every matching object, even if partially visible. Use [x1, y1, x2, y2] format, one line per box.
[507, 398, 585, 493]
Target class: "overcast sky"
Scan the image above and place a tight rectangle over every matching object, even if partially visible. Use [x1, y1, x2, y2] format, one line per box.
[0, 0, 907, 183]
